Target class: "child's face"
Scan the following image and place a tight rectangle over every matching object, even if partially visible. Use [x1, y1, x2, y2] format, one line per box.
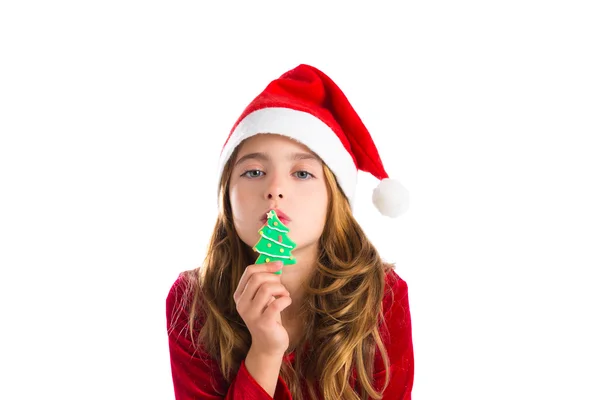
[229, 134, 329, 262]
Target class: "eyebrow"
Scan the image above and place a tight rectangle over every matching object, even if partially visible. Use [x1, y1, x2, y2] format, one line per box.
[234, 152, 269, 167]
[234, 151, 321, 166]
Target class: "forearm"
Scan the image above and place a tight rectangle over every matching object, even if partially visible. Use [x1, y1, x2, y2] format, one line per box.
[244, 346, 283, 398]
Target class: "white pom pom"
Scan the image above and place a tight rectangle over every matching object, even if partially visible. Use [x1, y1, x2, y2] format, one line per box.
[372, 178, 410, 217]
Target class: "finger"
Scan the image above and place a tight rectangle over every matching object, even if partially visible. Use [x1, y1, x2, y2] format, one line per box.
[252, 283, 290, 315]
[237, 271, 282, 308]
[262, 296, 276, 314]
[233, 262, 282, 303]
[262, 296, 293, 320]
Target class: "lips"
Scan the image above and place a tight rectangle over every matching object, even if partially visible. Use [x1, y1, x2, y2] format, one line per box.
[276, 210, 291, 224]
[261, 209, 291, 224]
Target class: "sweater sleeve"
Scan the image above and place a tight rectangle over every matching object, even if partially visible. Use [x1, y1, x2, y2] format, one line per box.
[166, 273, 291, 399]
[376, 272, 415, 399]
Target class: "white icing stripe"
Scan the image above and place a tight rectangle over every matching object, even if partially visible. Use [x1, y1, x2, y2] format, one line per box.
[259, 251, 291, 259]
[266, 223, 287, 233]
[260, 232, 293, 248]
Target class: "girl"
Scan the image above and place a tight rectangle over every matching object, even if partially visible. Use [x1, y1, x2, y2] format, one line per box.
[166, 64, 414, 399]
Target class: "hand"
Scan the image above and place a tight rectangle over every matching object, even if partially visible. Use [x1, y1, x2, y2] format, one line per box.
[233, 261, 292, 357]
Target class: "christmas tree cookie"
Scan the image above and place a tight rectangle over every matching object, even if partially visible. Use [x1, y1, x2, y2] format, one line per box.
[253, 209, 297, 275]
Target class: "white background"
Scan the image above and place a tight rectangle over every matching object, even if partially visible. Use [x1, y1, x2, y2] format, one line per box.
[1, 1, 599, 399]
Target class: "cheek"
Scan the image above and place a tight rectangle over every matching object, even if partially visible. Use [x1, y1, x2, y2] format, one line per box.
[301, 181, 328, 205]
[295, 184, 328, 229]
[229, 182, 251, 213]
[229, 187, 241, 214]
[229, 189, 259, 247]
[229, 196, 253, 240]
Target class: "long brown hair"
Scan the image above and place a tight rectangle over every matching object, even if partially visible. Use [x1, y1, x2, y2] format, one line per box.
[174, 143, 394, 399]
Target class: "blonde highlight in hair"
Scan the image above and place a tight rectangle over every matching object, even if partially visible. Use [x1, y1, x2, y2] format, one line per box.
[175, 143, 393, 399]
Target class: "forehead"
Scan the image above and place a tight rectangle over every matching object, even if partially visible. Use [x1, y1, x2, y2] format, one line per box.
[235, 134, 318, 158]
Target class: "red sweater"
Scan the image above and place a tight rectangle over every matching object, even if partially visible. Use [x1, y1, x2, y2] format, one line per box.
[166, 269, 414, 399]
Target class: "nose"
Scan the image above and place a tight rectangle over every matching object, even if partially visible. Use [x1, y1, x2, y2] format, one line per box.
[265, 173, 285, 200]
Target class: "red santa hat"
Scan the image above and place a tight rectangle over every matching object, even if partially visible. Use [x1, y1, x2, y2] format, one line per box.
[217, 64, 409, 217]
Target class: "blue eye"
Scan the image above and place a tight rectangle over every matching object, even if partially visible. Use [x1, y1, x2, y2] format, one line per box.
[242, 170, 264, 178]
[294, 171, 314, 180]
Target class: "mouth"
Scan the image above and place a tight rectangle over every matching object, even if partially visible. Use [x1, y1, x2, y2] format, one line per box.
[261, 209, 291, 225]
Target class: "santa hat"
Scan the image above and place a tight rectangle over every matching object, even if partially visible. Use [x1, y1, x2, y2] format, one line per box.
[216, 64, 409, 217]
